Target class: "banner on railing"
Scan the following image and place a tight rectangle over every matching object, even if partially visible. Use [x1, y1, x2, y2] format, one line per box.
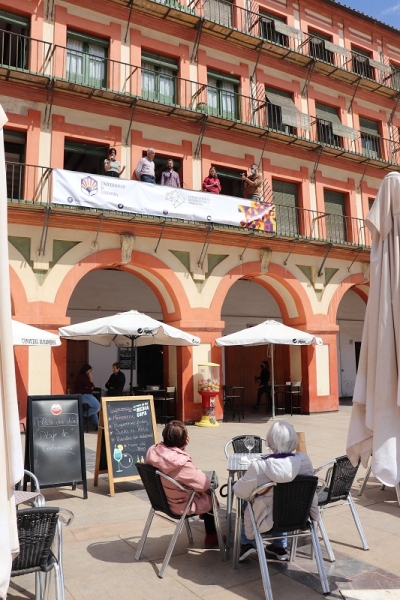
[52, 169, 276, 233]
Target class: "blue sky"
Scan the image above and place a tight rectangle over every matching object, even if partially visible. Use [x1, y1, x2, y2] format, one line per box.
[341, 0, 400, 30]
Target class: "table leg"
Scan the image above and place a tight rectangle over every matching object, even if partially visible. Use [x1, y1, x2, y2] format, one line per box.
[233, 496, 242, 569]
[225, 473, 233, 559]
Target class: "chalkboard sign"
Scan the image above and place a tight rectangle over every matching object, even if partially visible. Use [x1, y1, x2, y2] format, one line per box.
[24, 395, 87, 498]
[118, 346, 135, 370]
[94, 396, 157, 496]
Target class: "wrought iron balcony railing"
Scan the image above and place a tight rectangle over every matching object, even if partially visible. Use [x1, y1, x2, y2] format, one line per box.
[6, 162, 370, 248]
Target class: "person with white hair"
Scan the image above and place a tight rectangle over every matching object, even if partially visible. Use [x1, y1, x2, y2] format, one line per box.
[135, 148, 156, 183]
[234, 420, 318, 562]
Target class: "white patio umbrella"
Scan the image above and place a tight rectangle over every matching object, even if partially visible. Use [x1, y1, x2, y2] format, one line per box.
[59, 310, 200, 393]
[215, 319, 323, 418]
[0, 106, 24, 598]
[12, 320, 61, 346]
[347, 172, 400, 487]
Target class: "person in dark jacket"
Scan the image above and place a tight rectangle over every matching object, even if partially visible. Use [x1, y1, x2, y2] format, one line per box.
[105, 362, 126, 396]
[74, 363, 101, 429]
[252, 360, 272, 411]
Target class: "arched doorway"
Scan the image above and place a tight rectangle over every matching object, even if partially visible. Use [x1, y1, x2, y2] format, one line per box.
[220, 279, 285, 407]
[65, 269, 164, 392]
[336, 288, 366, 398]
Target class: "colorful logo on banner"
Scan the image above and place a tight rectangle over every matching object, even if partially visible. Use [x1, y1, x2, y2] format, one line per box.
[81, 176, 98, 197]
[238, 201, 276, 232]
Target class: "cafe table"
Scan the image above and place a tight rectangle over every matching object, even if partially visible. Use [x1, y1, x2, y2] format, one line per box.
[226, 452, 263, 564]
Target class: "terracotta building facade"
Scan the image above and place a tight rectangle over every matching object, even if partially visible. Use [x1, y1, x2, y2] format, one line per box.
[2, 0, 398, 422]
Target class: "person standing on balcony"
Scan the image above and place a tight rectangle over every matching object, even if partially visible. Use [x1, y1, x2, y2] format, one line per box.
[202, 166, 221, 194]
[135, 148, 156, 183]
[242, 163, 263, 200]
[104, 147, 125, 178]
[161, 158, 181, 188]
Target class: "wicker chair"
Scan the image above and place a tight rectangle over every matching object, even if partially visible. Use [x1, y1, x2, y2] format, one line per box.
[11, 506, 74, 600]
[247, 475, 330, 600]
[314, 455, 369, 562]
[135, 463, 225, 578]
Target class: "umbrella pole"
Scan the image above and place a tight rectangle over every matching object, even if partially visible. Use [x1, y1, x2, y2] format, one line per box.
[271, 345, 275, 419]
[129, 337, 134, 395]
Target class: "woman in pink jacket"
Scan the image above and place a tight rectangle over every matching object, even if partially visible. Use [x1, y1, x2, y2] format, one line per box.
[146, 420, 219, 548]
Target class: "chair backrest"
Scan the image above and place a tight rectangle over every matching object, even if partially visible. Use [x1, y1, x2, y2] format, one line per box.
[166, 387, 176, 396]
[291, 382, 302, 391]
[272, 475, 318, 532]
[11, 507, 59, 575]
[325, 455, 360, 503]
[224, 435, 265, 457]
[136, 462, 183, 520]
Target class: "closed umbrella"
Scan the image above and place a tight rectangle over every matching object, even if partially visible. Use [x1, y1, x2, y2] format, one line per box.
[59, 310, 200, 393]
[0, 106, 24, 598]
[215, 319, 322, 418]
[12, 320, 61, 346]
[347, 172, 400, 487]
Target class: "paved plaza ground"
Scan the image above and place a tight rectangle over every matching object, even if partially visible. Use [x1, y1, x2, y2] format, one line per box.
[8, 404, 400, 600]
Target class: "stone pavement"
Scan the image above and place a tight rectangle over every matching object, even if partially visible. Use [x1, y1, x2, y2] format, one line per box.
[8, 404, 400, 600]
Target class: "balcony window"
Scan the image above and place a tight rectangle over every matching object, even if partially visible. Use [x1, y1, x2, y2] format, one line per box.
[324, 190, 347, 242]
[204, 0, 232, 27]
[259, 11, 288, 47]
[272, 180, 298, 236]
[308, 29, 334, 64]
[359, 117, 381, 159]
[66, 31, 108, 88]
[315, 103, 343, 147]
[4, 129, 26, 200]
[214, 167, 243, 198]
[0, 10, 30, 69]
[351, 47, 373, 79]
[390, 64, 400, 91]
[141, 52, 178, 105]
[207, 71, 239, 120]
[265, 88, 295, 135]
[64, 140, 106, 175]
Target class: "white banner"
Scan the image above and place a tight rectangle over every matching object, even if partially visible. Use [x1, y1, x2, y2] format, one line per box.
[52, 169, 276, 233]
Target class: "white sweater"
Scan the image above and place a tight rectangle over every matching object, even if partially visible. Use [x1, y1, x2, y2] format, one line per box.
[233, 453, 319, 540]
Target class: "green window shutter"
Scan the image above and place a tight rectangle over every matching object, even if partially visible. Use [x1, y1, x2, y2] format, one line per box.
[64, 141, 106, 157]
[359, 118, 380, 135]
[272, 180, 298, 236]
[67, 30, 109, 48]
[141, 51, 178, 70]
[324, 190, 346, 242]
[207, 70, 239, 86]
[315, 103, 341, 124]
[0, 10, 30, 28]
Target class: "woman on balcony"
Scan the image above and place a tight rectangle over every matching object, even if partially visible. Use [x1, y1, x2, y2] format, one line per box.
[104, 147, 125, 178]
[202, 166, 222, 194]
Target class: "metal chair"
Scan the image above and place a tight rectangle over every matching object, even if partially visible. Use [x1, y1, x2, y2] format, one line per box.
[135, 463, 225, 578]
[11, 506, 74, 600]
[314, 455, 369, 562]
[247, 475, 330, 600]
[282, 381, 302, 416]
[16, 470, 45, 507]
[224, 435, 265, 458]
[223, 386, 244, 422]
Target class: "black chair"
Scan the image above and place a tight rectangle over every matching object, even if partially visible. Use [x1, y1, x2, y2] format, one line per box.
[314, 455, 369, 562]
[224, 435, 265, 457]
[223, 386, 244, 422]
[135, 463, 225, 578]
[11, 506, 73, 600]
[247, 475, 330, 600]
[282, 381, 302, 416]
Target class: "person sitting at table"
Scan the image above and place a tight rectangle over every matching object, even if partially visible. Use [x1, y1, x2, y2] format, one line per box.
[233, 420, 318, 562]
[74, 363, 101, 431]
[105, 362, 126, 396]
[146, 420, 220, 548]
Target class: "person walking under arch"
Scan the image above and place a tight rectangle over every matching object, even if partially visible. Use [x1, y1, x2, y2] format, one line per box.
[252, 360, 272, 411]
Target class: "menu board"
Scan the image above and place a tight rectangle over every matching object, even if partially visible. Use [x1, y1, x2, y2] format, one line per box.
[24, 395, 87, 498]
[94, 396, 157, 496]
[118, 346, 135, 370]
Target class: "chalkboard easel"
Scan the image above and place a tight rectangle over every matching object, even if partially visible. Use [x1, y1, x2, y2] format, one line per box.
[24, 395, 88, 499]
[94, 396, 157, 496]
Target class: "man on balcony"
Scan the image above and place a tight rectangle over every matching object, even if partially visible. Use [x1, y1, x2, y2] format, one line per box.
[135, 148, 156, 184]
[161, 158, 181, 188]
[242, 164, 263, 201]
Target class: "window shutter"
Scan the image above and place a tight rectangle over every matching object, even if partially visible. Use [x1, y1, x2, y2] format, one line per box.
[0, 10, 30, 28]
[359, 118, 380, 136]
[272, 180, 298, 236]
[324, 190, 346, 242]
[315, 103, 341, 124]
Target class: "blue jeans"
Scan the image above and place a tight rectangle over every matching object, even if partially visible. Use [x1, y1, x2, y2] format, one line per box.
[140, 175, 156, 184]
[82, 394, 100, 427]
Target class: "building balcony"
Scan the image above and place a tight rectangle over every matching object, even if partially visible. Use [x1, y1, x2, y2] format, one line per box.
[6, 162, 371, 251]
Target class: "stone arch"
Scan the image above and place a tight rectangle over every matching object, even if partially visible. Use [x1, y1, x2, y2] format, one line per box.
[327, 272, 366, 322]
[210, 261, 314, 325]
[54, 249, 193, 322]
